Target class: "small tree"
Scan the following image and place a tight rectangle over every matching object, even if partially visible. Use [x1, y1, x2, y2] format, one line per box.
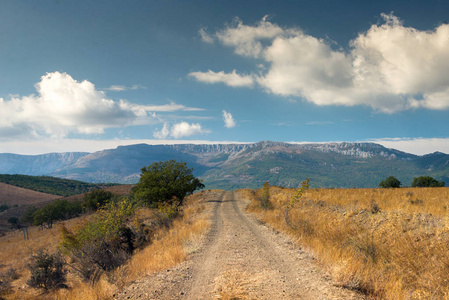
[259, 181, 271, 209]
[379, 176, 401, 188]
[411, 176, 445, 187]
[82, 189, 115, 212]
[132, 160, 204, 207]
[21, 206, 38, 225]
[285, 179, 309, 227]
[33, 200, 82, 229]
[7, 217, 19, 229]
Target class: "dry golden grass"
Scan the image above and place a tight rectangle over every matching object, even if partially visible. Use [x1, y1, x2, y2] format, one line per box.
[0, 214, 94, 293]
[213, 269, 253, 300]
[0, 191, 211, 300]
[241, 186, 449, 299]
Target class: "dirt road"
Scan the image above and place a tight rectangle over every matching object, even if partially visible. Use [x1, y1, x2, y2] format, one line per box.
[116, 191, 363, 299]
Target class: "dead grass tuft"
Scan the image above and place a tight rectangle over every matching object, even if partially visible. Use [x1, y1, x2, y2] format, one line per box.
[213, 269, 254, 300]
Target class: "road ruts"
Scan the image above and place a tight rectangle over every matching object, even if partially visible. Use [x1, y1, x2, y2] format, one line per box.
[115, 190, 364, 300]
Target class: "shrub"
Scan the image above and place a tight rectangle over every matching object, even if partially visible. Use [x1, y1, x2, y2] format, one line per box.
[82, 189, 115, 212]
[59, 198, 138, 284]
[259, 181, 271, 209]
[285, 179, 309, 227]
[26, 249, 66, 290]
[379, 176, 401, 188]
[0, 204, 9, 213]
[7, 217, 20, 229]
[411, 176, 445, 187]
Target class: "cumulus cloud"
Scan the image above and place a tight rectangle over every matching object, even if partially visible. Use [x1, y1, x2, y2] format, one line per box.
[222, 110, 236, 128]
[153, 122, 209, 139]
[0, 72, 141, 138]
[0, 72, 203, 140]
[216, 15, 284, 57]
[188, 70, 254, 87]
[199, 27, 214, 43]
[153, 123, 170, 139]
[194, 14, 449, 113]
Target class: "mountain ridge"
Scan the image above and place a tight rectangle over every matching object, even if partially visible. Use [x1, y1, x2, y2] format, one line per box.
[0, 141, 447, 189]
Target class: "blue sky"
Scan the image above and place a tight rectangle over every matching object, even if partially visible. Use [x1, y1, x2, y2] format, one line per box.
[1, 0, 449, 155]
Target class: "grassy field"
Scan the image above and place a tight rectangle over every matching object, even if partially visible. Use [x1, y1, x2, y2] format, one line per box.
[241, 186, 449, 299]
[0, 190, 212, 300]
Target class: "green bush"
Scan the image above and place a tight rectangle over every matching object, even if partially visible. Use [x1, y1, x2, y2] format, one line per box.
[411, 176, 445, 187]
[7, 217, 19, 229]
[59, 198, 139, 284]
[82, 189, 115, 212]
[0, 204, 9, 213]
[379, 176, 401, 188]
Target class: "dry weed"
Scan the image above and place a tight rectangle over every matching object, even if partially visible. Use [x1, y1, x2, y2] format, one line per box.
[241, 186, 449, 299]
[213, 269, 254, 300]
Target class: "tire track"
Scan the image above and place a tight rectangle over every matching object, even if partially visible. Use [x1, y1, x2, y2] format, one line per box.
[115, 190, 363, 299]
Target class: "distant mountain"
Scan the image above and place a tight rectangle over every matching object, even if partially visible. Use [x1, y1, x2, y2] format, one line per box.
[0, 152, 88, 175]
[0, 141, 448, 189]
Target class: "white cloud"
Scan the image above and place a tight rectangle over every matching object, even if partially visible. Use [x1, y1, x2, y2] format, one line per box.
[153, 123, 170, 139]
[140, 101, 204, 112]
[171, 122, 209, 138]
[195, 14, 449, 113]
[0, 72, 142, 138]
[222, 110, 236, 128]
[199, 27, 214, 43]
[369, 137, 449, 155]
[106, 84, 146, 92]
[216, 15, 284, 57]
[0, 72, 205, 140]
[153, 122, 209, 139]
[188, 70, 254, 87]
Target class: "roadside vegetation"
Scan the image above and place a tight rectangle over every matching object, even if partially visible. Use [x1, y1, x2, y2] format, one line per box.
[0, 160, 209, 300]
[242, 184, 449, 299]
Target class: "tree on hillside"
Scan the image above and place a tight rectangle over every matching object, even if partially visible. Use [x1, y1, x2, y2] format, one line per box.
[21, 206, 38, 225]
[7, 217, 20, 229]
[82, 189, 115, 212]
[411, 176, 445, 187]
[132, 160, 204, 207]
[33, 200, 82, 229]
[379, 176, 401, 188]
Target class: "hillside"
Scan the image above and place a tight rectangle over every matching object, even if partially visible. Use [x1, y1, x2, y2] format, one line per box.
[0, 182, 59, 207]
[1, 141, 448, 189]
[0, 182, 60, 230]
[0, 174, 117, 196]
